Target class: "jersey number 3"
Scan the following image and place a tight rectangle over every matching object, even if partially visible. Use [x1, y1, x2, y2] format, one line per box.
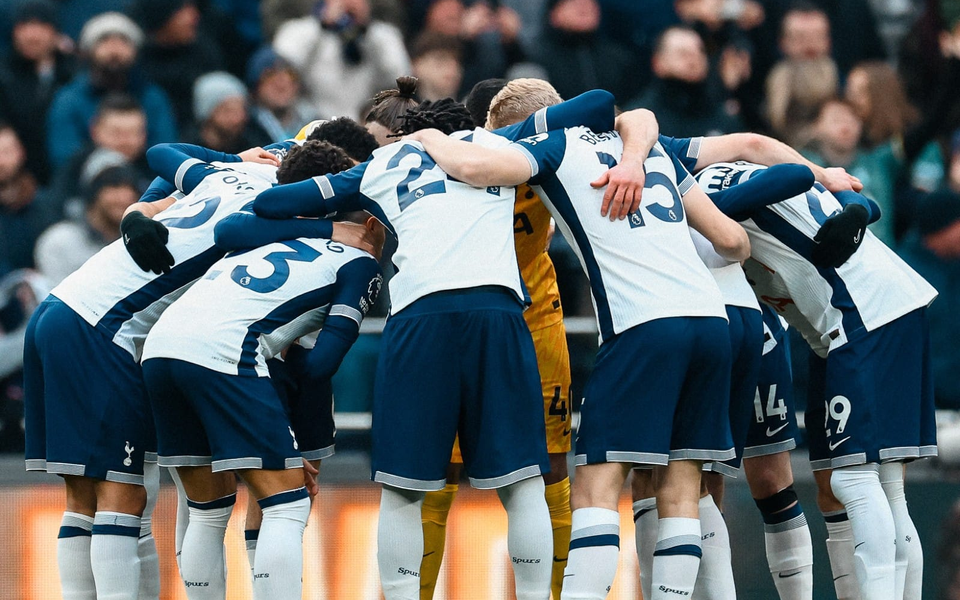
[230, 240, 340, 293]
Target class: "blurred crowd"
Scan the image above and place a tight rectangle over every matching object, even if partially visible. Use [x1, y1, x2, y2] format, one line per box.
[1, 0, 959, 451]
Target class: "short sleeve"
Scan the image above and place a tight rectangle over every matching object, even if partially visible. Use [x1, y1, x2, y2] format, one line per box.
[659, 135, 702, 173]
[509, 131, 567, 184]
[668, 149, 697, 196]
[330, 256, 384, 324]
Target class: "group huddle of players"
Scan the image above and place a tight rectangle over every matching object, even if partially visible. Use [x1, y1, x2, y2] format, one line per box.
[22, 74, 937, 600]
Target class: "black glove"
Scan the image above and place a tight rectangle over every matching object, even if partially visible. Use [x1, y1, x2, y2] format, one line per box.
[811, 204, 869, 269]
[120, 212, 175, 274]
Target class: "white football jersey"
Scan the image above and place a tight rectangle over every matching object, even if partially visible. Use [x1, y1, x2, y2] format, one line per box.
[309, 128, 524, 314]
[510, 131, 726, 343]
[690, 228, 760, 311]
[142, 239, 380, 376]
[51, 161, 278, 360]
[696, 161, 938, 356]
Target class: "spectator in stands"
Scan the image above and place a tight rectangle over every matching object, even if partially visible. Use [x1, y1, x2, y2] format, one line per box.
[765, 58, 837, 146]
[132, 0, 225, 129]
[0, 1, 76, 185]
[417, 0, 526, 96]
[246, 47, 318, 142]
[535, 0, 634, 103]
[45, 12, 177, 168]
[625, 25, 742, 137]
[272, 0, 410, 120]
[779, 2, 833, 62]
[186, 71, 270, 154]
[900, 170, 960, 408]
[409, 32, 463, 101]
[0, 124, 57, 276]
[34, 165, 140, 285]
[52, 94, 154, 217]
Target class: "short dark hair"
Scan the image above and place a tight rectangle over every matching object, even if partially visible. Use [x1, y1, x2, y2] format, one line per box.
[94, 93, 144, 123]
[409, 32, 461, 62]
[399, 98, 474, 136]
[307, 117, 378, 162]
[365, 75, 422, 134]
[463, 78, 507, 128]
[276, 140, 354, 185]
[86, 165, 141, 207]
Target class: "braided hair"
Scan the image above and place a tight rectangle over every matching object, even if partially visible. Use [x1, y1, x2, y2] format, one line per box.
[396, 98, 474, 137]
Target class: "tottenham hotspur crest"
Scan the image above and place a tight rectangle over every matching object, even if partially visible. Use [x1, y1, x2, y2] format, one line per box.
[123, 441, 135, 467]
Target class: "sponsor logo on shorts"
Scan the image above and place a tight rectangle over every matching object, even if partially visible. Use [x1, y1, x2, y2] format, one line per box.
[766, 423, 789, 437]
[828, 436, 851, 452]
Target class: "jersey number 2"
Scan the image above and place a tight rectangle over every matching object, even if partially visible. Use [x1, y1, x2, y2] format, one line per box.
[388, 146, 447, 211]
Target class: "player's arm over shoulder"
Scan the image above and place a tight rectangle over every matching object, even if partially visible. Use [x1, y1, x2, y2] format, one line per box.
[408, 130, 534, 188]
[674, 155, 750, 262]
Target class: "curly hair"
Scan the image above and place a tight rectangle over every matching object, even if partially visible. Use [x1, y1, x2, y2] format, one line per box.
[276, 140, 354, 185]
[307, 117, 378, 162]
[365, 76, 421, 135]
[397, 98, 474, 136]
[463, 78, 507, 128]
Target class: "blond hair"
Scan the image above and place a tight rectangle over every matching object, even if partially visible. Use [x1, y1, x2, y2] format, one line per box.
[485, 78, 562, 130]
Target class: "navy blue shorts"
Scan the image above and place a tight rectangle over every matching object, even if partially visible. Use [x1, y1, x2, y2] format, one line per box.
[806, 308, 935, 470]
[371, 287, 549, 491]
[143, 358, 301, 472]
[706, 306, 764, 476]
[743, 307, 799, 459]
[267, 347, 335, 461]
[576, 316, 735, 467]
[23, 297, 155, 484]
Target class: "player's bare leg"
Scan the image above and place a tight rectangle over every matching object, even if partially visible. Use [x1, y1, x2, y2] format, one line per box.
[59, 475, 97, 600]
[420, 462, 461, 600]
[650, 460, 705, 600]
[239, 467, 312, 600]
[631, 469, 658, 599]
[693, 473, 736, 600]
[89, 479, 147, 600]
[879, 461, 922, 600]
[176, 466, 237, 600]
[245, 460, 321, 582]
[744, 452, 813, 600]
[563, 462, 631, 599]
[138, 461, 161, 600]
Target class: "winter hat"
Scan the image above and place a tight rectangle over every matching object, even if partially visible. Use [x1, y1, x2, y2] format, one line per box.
[79, 12, 144, 53]
[193, 71, 248, 122]
[245, 47, 297, 87]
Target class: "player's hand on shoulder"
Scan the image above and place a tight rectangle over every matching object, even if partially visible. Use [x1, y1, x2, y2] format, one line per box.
[593, 158, 644, 221]
[120, 211, 175, 275]
[238, 147, 281, 167]
[812, 204, 869, 268]
[819, 167, 863, 193]
[331, 221, 377, 256]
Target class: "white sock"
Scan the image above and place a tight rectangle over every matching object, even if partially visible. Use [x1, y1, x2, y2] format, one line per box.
[253, 488, 310, 600]
[90, 511, 142, 599]
[754, 486, 813, 600]
[825, 511, 862, 600]
[377, 485, 425, 600]
[831, 466, 896, 600]
[180, 493, 236, 599]
[633, 497, 658, 600]
[497, 477, 552, 600]
[245, 529, 259, 577]
[879, 462, 922, 600]
[693, 495, 736, 600]
[170, 468, 190, 573]
[561, 507, 620, 599]
[139, 461, 161, 600]
[57, 512, 96, 600]
[650, 517, 701, 600]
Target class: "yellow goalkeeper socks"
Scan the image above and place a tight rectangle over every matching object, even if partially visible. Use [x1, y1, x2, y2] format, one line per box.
[545, 477, 572, 599]
[420, 483, 458, 599]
